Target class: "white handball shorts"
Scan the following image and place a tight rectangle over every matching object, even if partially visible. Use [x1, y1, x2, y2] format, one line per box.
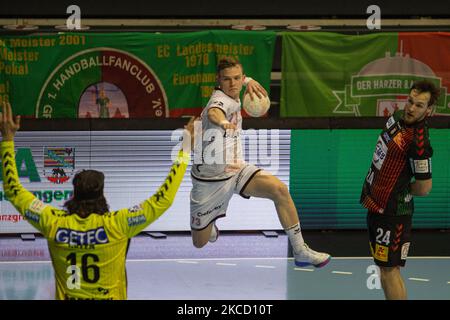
[190, 164, 261, 230]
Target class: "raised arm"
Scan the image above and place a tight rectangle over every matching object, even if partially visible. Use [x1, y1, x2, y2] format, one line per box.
[1, 102, 54, 234]
[207, 107, 237, 130]
[116, 117, 197, 237]
[0, 101, 20, 141]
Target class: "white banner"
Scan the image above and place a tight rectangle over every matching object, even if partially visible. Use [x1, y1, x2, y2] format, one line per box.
[0, 130, 291, 233]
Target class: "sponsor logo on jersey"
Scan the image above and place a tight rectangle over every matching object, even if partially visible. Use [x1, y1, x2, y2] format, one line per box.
[128, 204, 143, 213]
[197, 202, 224, 217]
[372, 137, 388, 170]
[29, 198, 47, 214]
[393, 132, 407, 151]
[386, 116, 395, 129]
[413, 159, 430, 174]
[374, 244, 389, 262]
[389, 126, 399, 136]
[24, 211, 40, 223]
[382, 132, 391, 144]
[401, 242, 410, 260]
[211, 101, 224, 107]
[127, 214, 146, 227]
[55, 227, 109, 245]
[388, 121, 401, 137]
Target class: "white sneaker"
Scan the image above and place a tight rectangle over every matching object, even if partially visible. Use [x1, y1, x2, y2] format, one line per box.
[294, 244, 331, 268]
[209, 223, 219, 243]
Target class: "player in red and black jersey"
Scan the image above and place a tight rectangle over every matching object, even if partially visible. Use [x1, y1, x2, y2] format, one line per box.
[360, 80, 440, 300]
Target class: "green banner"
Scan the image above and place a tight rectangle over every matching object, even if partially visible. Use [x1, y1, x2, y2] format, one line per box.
[0, 31, 275, 118]
[281, 32, 450, 117]
[289, 129, 450, 229]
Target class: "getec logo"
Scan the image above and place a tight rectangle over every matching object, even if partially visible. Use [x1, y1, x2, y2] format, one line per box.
[372, 136, 387, 170]
[55, 227, 109, 245]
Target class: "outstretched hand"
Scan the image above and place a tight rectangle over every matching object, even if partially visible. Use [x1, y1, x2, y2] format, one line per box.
[0, 102, 21, 141]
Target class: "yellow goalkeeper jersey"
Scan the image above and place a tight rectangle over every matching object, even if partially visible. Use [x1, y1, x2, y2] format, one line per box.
[1, 140, 189, 300]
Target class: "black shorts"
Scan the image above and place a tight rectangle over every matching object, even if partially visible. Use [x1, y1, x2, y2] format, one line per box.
[367, 212, 412, 267]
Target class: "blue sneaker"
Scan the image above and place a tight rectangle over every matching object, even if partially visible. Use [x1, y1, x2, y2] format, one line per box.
[294, 244, 331, 268]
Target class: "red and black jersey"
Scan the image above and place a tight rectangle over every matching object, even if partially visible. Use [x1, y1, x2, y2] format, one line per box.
[360, 111, 432, 216]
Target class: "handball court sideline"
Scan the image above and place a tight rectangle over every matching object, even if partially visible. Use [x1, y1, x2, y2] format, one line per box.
[1, 230, 449, 300]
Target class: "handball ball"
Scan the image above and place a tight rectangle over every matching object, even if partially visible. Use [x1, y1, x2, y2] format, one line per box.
[242, 93, 270, 117]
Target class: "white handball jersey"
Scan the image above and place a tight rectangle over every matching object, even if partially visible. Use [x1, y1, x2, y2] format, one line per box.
[192, 89, 245, 181]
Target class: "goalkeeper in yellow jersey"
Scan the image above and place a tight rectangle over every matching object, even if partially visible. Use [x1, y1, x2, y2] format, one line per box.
[0, 101, 195, 300]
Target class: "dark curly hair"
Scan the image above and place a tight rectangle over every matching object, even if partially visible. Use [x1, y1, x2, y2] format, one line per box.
[64, 170, 109, 218]
[411, 80, 441, 107]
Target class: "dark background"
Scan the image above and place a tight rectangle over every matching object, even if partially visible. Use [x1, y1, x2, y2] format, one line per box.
[1, 0, 449, 18]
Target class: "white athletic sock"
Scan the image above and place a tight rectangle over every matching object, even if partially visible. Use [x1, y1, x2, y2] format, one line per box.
[209, 223, 217, 241]
[285, 223, 305, 253]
